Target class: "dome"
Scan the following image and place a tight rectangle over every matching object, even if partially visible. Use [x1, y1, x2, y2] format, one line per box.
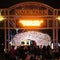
[12, 31, 51, 46]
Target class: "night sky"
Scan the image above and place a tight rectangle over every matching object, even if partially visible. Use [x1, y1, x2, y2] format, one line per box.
[0, 0, 60, 9]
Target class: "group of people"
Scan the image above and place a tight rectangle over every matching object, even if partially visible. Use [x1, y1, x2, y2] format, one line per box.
[6, 45, 60, 60]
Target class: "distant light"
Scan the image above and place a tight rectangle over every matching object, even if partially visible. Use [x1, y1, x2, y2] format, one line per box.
[9, 41, 13, 45]
[0, 15, 6, 21]
[0, 10, 6, 21]
[58, 43, 60, 47]
[19, 20, 43, 26]
[51, 43, 53, 49]
[56, 16, 60, 20]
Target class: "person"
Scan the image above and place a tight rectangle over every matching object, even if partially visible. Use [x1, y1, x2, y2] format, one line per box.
[42, 45, 47, 60]
[46, 45, 52, 60]
[9, 46, 16, 60]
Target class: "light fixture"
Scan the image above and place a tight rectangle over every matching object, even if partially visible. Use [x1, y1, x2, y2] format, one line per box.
[0, 15, 5, 21]
[56, 16, 60, 20]
[0, 10, 6, 21]
[19, 20, 43, 26]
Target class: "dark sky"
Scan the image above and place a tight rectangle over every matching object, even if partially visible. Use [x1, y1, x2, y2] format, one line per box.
[0, 0, 60, 9]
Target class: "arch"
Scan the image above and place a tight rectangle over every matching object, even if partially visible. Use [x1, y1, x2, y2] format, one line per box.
[8, 2, 54, 11]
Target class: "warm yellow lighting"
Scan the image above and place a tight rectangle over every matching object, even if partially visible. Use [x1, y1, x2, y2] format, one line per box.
[0, 15, 5, 21]
[0, 10, 6, 21]
[20, 20, 43, 26]
[56, 16, 60, 20]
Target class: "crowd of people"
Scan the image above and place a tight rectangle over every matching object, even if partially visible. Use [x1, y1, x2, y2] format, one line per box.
[5, 45, 60, 60]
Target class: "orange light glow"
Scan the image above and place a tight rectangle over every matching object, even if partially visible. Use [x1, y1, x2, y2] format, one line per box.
[20, 20, 43, 26]
[0, 15, 5, 21]
[57, 16, 60, 20]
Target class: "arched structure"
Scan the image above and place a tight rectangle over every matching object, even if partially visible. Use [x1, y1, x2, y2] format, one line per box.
[9, 2, 54, 10]
[13, 31, 51, 46]
[0, 2, 60, 52]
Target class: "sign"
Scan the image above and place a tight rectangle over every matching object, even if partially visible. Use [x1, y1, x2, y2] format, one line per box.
[15, 9, 48, 16]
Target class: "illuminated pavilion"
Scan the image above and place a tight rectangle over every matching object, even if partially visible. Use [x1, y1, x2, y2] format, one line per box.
[0, 2, 60, 52]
